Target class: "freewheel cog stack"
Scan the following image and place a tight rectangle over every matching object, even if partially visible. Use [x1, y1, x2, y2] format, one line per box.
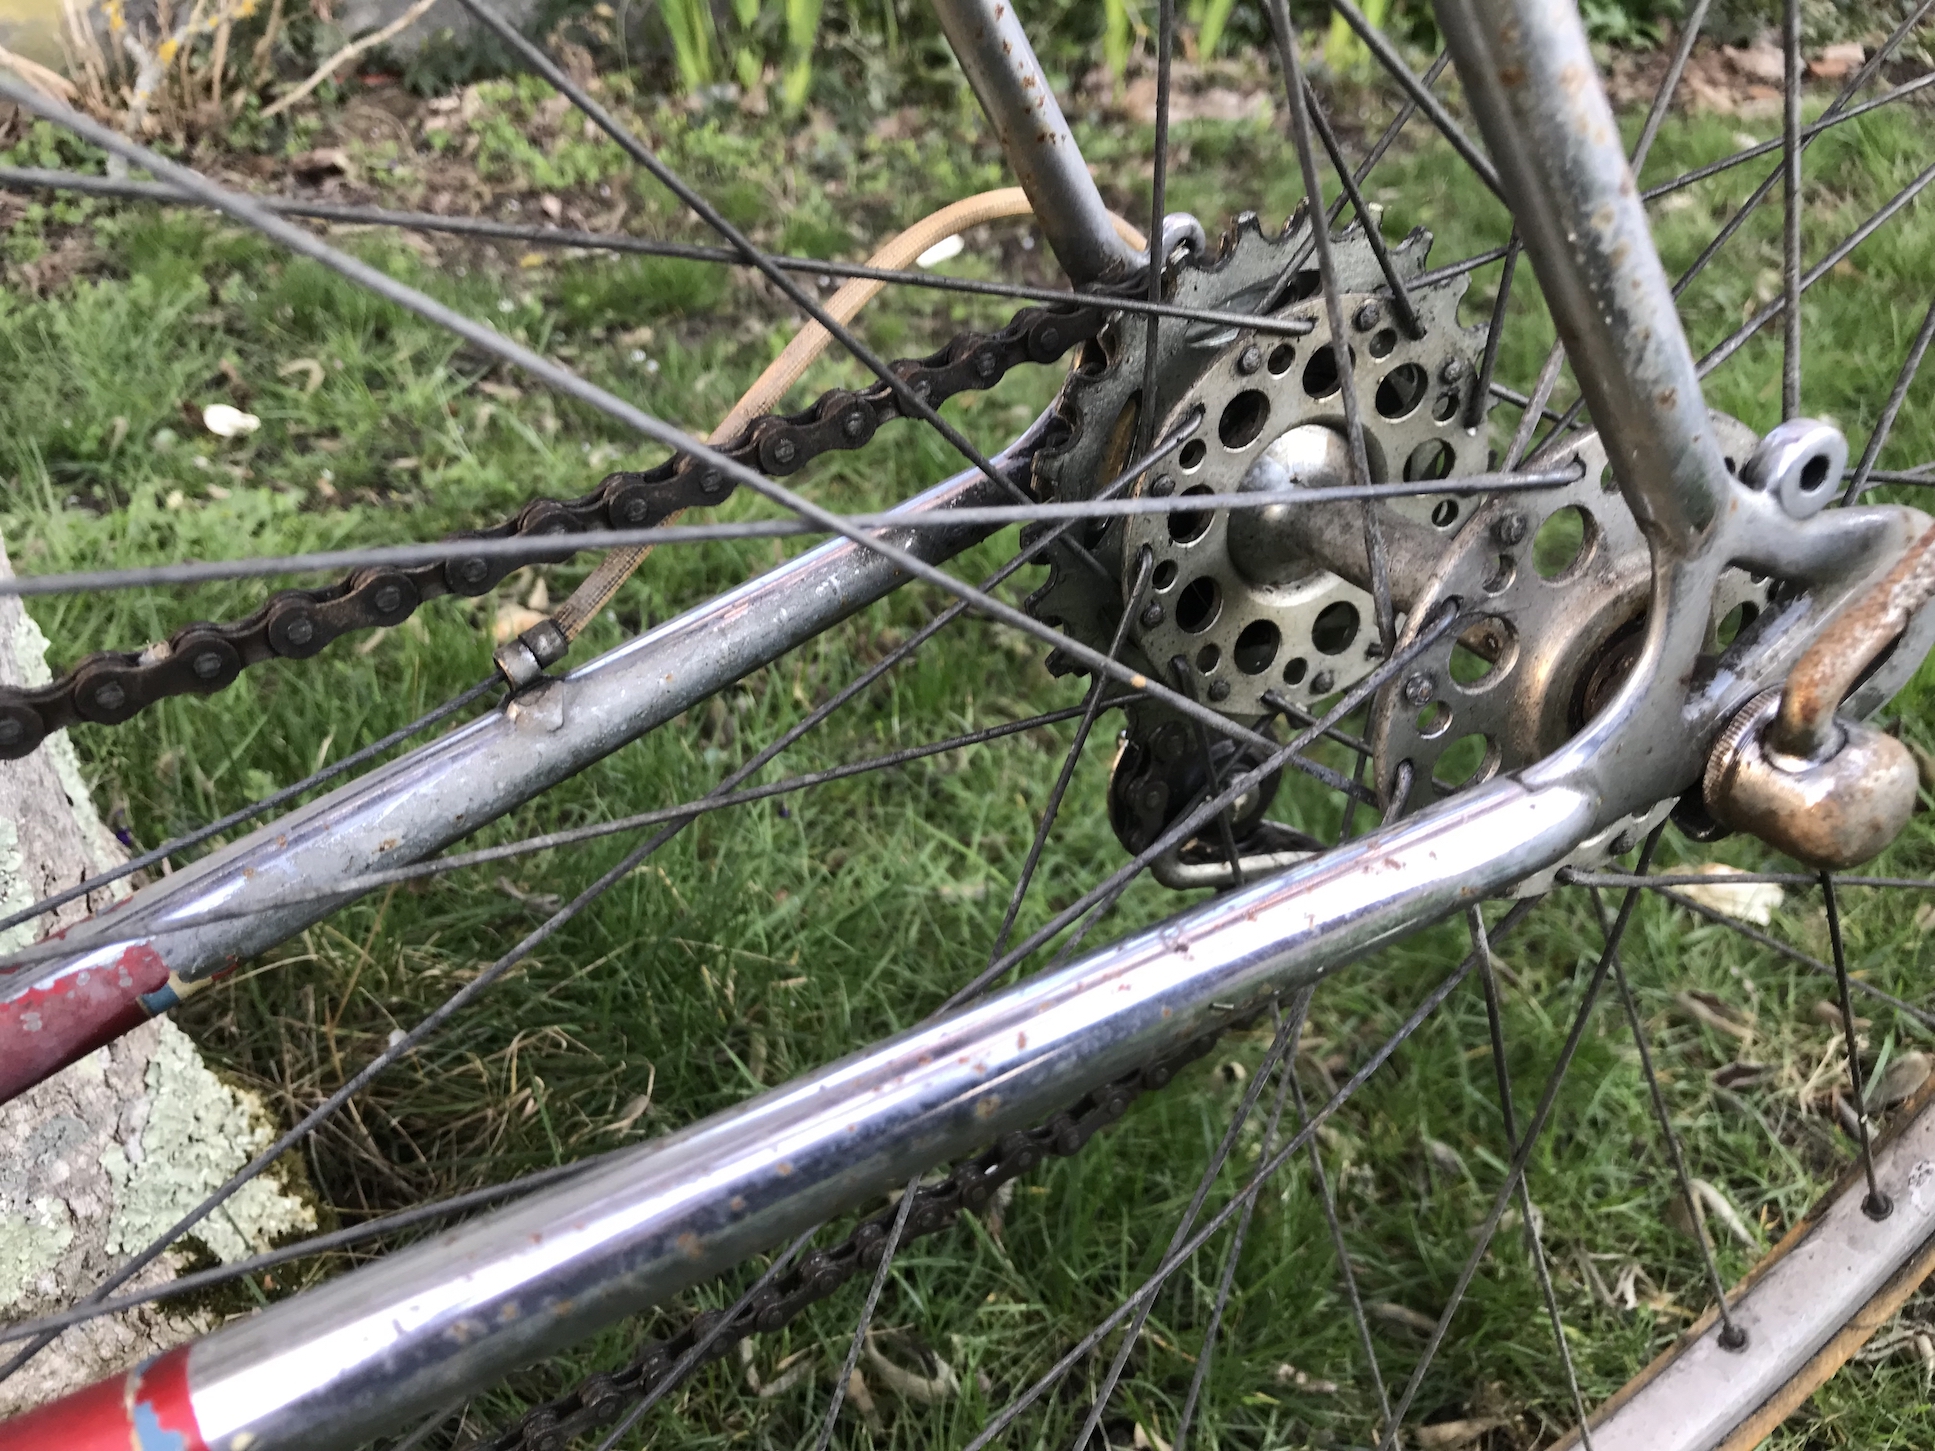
[1027, 211, 1493, 718]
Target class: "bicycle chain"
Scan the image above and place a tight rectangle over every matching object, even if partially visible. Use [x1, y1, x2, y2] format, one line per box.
[459, 1028, 1228, 1451]
[0, 300, 1107, 761]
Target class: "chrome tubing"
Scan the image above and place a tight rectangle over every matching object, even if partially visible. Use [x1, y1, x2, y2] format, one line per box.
[14, 775, 1594, 1451]
[928, 0, 1145, 286]
[1433, 0, 1729, 554]
[0, 442, 1029, 1104]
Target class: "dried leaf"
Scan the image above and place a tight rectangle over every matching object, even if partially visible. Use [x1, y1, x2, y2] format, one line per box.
[864, 1333, 958, 1406]
[1425, 1138, 1466, 1177]
[605, 1090, 654, 1135]
[1869, 1051, 1931, 1111]
[1713, 1061, 1772, 1089]
[1612, 1260, 1640, 1311]
[278, 357, 326, 394]
[290, 146, 352, 180]
[841, 1367, 882, 1431]
[1132, 1423, 1173, 1451]
[1415, 1417, 1507, 1448]
[1675, 989, 1755, 1042]
[1812, 998, 1870, 1031]
[203, 403, 261, 438]
[1808, 41, 1865, 80]
[1369, 1301, 1437, 1335]
[1692, 1179, 1758, 1249]
[494, 604, 548, 643]
[1678, 864, 1782, 925]
[1272, 1362, 1339, 1393]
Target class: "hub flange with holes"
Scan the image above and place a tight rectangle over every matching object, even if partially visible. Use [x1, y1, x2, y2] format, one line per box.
[1368, 416, 1770, 814]
[1028, 213, 1485, 702]
[1121, 254, 1488, 718]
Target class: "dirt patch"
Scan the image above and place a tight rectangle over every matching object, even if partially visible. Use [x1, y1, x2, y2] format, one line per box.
[1607, 31, 1883, 119]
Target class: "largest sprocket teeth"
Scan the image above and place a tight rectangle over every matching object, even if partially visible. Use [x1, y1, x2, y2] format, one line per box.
[1026, 207, 1491, 722]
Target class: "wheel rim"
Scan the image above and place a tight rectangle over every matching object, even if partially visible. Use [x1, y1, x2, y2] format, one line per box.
[0, 3, 1933, 1448]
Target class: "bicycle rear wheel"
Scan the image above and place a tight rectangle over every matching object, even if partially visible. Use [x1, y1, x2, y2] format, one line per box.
[2, 0, 1935, 1447]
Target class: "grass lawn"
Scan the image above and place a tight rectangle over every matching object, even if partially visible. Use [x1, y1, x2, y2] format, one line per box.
[5, 60, 1935, 1450]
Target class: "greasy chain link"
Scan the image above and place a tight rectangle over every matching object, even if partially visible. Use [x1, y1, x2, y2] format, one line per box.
[0, 299, 1107, 760]
[459, 1030, 1226, 1451]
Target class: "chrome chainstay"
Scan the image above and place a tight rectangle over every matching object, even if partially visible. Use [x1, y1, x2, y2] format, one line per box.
[0, 300, 1108, 759]
[462, 1030, 1226, 1451]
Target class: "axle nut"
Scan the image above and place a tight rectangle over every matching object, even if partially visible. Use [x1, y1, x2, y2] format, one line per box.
[1703, 689, 1919, 870]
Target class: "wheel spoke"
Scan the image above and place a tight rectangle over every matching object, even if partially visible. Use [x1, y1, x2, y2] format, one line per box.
[1702, 158, 1935, 386]
[450, 0, 1041, 522]
[1844, 293, 1935, 504]
[1378, 826, 1665, 1448]
[1468, 907, 1597, 1445]
[951, 602, 1463, 1008]
[389, 1400, 467, 1451]
[1264, 0, 1396, 655]
[0, 450, 1155, 1382]
[1134, 0, 1174, 461]
[0, 806, 703, 1386]
[0, 78, 1285, 763]
[1070, 1002, 1304, 1450]
[1671, 0, 1935, 301]
[967, 901, 1536, 1451]
[1260, 690, 1374, 762]
[1823, 874, 1894, 1218]
[589, 1228, 819, 1451]
[0, 464, 1575, 604]
[0, 699, 1147, 978]
[1630, 0, 1714, 174]
[1781, 0, 1805, 420]
[1323, 0, 1502, 199]
[811, 1182, 920, 1451]
[1303, 77, 1422, 338]
[1636, 882, 1935, 1034]
[0, 676, 500, 941]
[0, 1157, 615, 1345]
[1594, 886, 1748, 1349]
[1170, 658, 1249, 883]
[1506, 347, 1569, 470]
[1288, 990, 1394, 1433]
[1351, 52, 1453, 194]
[0, 166, 1279, 337]
[986, 551, 1155, 967]
[1641, 71, 1935, 204]
[12, 2, 1933, 1437]
[1467, 234, 1522, 430]
[1172, 992, 1319, 1451]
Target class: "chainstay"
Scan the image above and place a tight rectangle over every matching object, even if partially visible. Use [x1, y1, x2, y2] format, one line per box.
[458, 1027, 1227, 1451]
[0, 299, 1107, 760]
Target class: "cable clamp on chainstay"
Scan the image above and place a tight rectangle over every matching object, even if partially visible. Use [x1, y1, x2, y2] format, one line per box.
[494, 620, 571, 692]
